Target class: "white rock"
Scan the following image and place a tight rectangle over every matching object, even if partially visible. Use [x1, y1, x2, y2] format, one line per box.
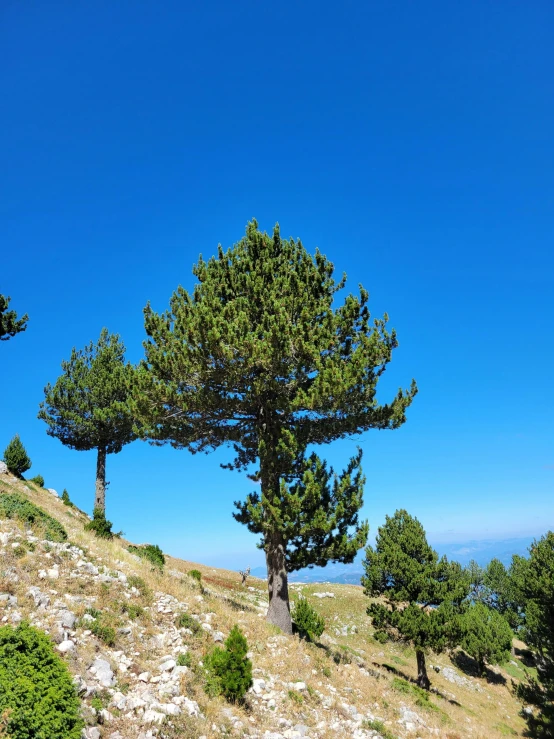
[201, 622, 212, 632]
[57, 639, 75, 653]
[159, 658, 176, 672]
[143, 709, 166, 725]
[47, 488, 59, 497]
[138, 671, 151, 682]
[0, 462, 8, 474]
[89, 658, 116, 687]
[252, 678, 266, 695]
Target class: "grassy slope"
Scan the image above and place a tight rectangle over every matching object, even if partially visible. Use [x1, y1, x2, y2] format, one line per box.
[0, 473, 532, 739]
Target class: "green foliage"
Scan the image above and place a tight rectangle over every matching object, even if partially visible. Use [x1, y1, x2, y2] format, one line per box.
[127, 575, 150, 598]
[461, 603, 513, 675]
[291, 597, 325, 641]
[204, 625, 252, 703]
[128, 544, 165, 570]
[122, 603, 143, 620]
[177, 652, 191, 667]
[84, 507, 117, 539]
[363, 719, 397, 739]
[175, 613, 201, 633]
[0, 295, 28, 342]
[61, 489, 73, 507]
[29, 475, 45, 488]
[513, 532, 554, 737]
[2, 436, 31, 478]
[288, 689, 303, 705]
[188, 569, 202, 583]
[136, 221, 416, 627]
[0, 493, 67, 542]
[0, 622, 83, 738]
[89, 618, 116, 647]
[363, 510, 468, 688]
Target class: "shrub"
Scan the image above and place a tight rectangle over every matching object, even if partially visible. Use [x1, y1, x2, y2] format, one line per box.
[2, 436, 31, 478]
[127, 575, 150, 598]
[61, 489, 73, 507]
[462, 603, 513, 675]
[176, 612, 201, 633]
[291, 597, 325, 641]
[29, 475, 45, 488]
[0, 622, 83, 739]
[122, 603, 143, 620]
[204, 625, 252, 703]
[189, 569, 202, 583]
[128, 543, 165, 570]
[177, 652, 191, 667]
[84, 507, 114, 539]
[0, 493, 67, 542]
[90, 619, 116, 647]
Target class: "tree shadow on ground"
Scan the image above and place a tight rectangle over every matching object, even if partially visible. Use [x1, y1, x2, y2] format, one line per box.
[514, 646, 536, 669]
[451, 651, 507, 685]
[376, 661, 462, 707]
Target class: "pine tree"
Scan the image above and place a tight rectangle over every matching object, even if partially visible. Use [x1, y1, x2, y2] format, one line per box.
[513, 532, 554, 736]
[0, 294, 28, 342]
[2, 435, 31, 478]
[461, 603, 513, 675]
[362, 509, 468, 689]
[136, 220, 416, 633]
[38, 328, 137, 514]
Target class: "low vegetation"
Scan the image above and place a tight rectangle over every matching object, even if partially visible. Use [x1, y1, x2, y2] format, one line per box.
[204, 625, 252, 702]
[0, 492, 67, 541]
[128, 543, 165, 570]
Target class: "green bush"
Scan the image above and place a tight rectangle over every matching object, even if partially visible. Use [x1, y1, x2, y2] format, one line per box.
[291, 597, 325, 641]
[0, 493, 67, 542]
[122, 603, 143, 620]
[29, 475, 45, 488]
[127, 575, 150, 598]
[89, 618, 116, 647]
[204, 625, 252, 703]
[0, 622, 83, 738]
[128, 543, 165, 570]
[176, 612, 201, 633]
[189, 569, 202, 583]
[177, 652, 191, 667]
[61, 489, 73, 507]
[2, 435, 31, 478]
[84, 507, 114, 539]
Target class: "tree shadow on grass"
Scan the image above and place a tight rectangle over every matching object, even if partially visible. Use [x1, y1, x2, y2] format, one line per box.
[451, 651, 507, 685]
[376, 661, 462, 707]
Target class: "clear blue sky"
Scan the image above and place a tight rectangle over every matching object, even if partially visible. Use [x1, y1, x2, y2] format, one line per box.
[1, 1, 553, 569]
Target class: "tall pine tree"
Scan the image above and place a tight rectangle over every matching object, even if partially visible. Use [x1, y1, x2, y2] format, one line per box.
[136, 220, 416, 633]
[38, 328, 137, 514]
[363, 509, 468, 689]
[0, 294, 28, 341]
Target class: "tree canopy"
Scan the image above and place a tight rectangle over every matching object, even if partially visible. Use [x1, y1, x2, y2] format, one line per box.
[136, 220, 416, 632]
[363, 509, 468, 689]
[461, 602, 513, 675]
[38, 328, 137, 513]
[0, 294, 28, 341]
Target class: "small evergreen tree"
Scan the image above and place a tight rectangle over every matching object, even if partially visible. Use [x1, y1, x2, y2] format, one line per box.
[291, 597, 325, 641]
[30, 474, 45, 488]
[363, 510, 469, 689]
[0, 622, 83, 738]
[2, 435, 31, 478]
[0, 294, 28, 342]
[84, 508, 115, 539]
[136, 221, 416, 634]
[205, 625, 252, 702]
[513, 532, 554, 737]
[461, 603, 513, 675]
[38, 328, 137, 516]
[61, 489, 73, 507]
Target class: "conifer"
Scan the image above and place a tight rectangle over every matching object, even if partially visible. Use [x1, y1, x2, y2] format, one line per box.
[0, 294, 27, 341]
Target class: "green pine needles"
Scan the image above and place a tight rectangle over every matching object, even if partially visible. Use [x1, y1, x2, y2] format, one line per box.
[0, 622, 83, 738]
[84, 507, 115, 539]
[2, 435, 31, 478]
[128, 544, 165, 570]
[291, 597, 325, 642]
[38, 328, 137, 516]
[0, 294, 27, 342]
[136, 220, 416, 633]
[461, 603, 513, 675]
[204, 625, 253, 703]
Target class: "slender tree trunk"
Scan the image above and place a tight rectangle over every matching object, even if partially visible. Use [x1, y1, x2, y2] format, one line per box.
[95, 447, 107, 513]
[265, 529, 292, 634]
[416, 649, 430, 690]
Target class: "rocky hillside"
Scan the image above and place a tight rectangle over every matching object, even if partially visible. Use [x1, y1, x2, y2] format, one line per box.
[0, 470, 531, 739]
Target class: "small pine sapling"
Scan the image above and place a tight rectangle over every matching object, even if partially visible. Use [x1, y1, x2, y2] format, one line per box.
[204, 625, 252, 702]
[291, 597, 325, 641]
[85, 508, 115, 539]
[29, 475, 45, 488]
[61, 489, 73, 507]
[2, 435, 31, 478]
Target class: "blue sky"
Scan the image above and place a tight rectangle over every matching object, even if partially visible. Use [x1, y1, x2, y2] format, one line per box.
[1, 1, 553, 570]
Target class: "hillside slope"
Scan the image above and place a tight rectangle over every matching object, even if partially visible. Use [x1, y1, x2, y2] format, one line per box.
[0, 471, 531, 739]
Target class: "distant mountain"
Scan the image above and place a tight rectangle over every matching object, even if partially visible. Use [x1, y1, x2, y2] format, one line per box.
[251, 536, 537, 584]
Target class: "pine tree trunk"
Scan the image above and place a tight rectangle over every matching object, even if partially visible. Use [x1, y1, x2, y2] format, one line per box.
[265, 529, 292, 634]
[416, 649, 430, 690]
[95, 447, 107, 513]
